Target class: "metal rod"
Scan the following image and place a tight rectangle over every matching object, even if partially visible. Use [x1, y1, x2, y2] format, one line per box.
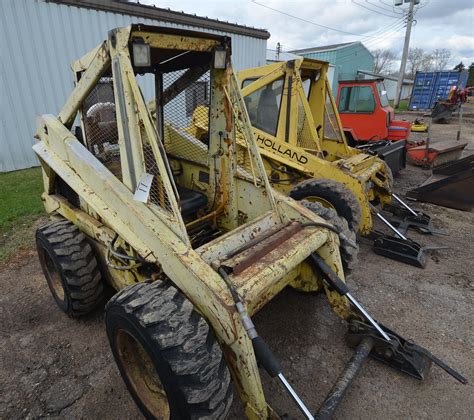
[423, 116, 432, 163]
[278, 374, 314, 420]
[374, 211, 408, 241]
[346, 293, 391, 341]
[456, 103, 463, 141]
[315, 338, 373, 420]
[392, 193, 418, 216]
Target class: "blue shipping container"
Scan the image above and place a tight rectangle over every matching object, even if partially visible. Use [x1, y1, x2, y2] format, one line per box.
[409, 70, 468, 110]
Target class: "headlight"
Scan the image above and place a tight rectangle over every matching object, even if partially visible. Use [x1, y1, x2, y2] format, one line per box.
[132, 41, 151, 67]
[213, 46, 227, 69]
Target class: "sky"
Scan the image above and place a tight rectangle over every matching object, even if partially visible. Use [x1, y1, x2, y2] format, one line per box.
[139, 0, 474, 70]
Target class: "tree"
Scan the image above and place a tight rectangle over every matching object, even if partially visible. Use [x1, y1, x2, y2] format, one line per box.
[371, 49, 396, 74]
[431, 48, 451, 71]
[468, 63, 474, 87]
[407, 47, 438, 78]
[453, 62, 465, 71]
[421, 53, 433, 72]
[407, 47, 425, 79]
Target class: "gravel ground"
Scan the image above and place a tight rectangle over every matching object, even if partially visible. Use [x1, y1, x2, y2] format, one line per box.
[1, 113, 473, 419]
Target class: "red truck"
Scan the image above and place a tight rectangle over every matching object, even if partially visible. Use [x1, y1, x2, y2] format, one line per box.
[336, 79, 410, 174]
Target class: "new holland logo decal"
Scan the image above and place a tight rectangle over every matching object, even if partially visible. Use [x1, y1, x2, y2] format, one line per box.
[256, 134, 308, 164]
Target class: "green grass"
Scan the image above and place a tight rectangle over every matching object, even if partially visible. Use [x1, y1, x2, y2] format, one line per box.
[0, 167, 46, 261]
[390, 99, 409, 113]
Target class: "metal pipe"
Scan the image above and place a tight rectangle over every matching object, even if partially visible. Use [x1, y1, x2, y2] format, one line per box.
[456, 103, 463, 141]
[278, 374, 314, 420]
[309, 253, 391, 343]
[392, 193, 418, 216]
[315, 338, 373, 420]
[346, 294, 391, 341]
[374, 211, 408, 241]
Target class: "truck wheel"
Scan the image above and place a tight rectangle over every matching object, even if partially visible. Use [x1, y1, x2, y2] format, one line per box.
[290, 178, 362, 231]
[36, 219, 104, 317]
[301, 200, 359, 270]
[106, 281, 233, 420]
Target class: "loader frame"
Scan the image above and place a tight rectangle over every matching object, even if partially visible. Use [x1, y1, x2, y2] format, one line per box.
[33, 25, 353, 418]
[223, 59, 438, 268]
[237, 59, 393, 235]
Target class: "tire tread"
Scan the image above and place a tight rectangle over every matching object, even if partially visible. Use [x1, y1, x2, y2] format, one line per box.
[36, 219, 103, 317]
[107, 281, 233, 419]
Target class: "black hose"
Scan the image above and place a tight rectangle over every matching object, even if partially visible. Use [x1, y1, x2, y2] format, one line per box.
[300, 222, 340, 234]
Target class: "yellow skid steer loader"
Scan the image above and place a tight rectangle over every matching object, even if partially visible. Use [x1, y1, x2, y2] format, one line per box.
[184, 58, 441, 267]
[33, 25, 465, 419]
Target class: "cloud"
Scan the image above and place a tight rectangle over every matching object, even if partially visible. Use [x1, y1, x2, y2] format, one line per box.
[140, 0, 474, 67]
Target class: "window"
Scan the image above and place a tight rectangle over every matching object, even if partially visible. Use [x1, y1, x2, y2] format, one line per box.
[376, 82, 390, 107]
[338, 86, 376, 113]
[242, 78, 284, 136]
[302, 78, 311, 99]
[82, 78, 122, 179]
[185, 81, 208, 117]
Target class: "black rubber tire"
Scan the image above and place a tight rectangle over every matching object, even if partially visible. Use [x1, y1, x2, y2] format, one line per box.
[290, 178, 362, 231]
[36, 219, 104, 317]
[106, 281, 233, 420]
[301, 200, 359, 271]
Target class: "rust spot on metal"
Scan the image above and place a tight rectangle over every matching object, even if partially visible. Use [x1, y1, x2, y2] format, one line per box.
[221, 223, 302, 275]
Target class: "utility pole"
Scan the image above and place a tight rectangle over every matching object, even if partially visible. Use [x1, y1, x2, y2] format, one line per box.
[394, 0, 415, 108]
[276, 42, 281, 61]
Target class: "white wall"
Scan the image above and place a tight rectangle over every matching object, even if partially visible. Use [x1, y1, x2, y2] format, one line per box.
[0, 0, 267, 172]
[357, 73, 413, 101]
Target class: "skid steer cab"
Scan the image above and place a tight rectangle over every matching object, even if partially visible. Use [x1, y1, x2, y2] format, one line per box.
[33, 25, 466, 419]
[191, 58, 441, 268]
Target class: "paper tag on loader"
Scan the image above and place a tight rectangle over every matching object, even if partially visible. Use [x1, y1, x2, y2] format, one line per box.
[133, 172, 154, 203]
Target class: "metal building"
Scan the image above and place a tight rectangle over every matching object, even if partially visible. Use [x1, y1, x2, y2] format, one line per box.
[0, 0, 269, 172]
[265, 49, 337, 90]
[289, 42, 374, 93]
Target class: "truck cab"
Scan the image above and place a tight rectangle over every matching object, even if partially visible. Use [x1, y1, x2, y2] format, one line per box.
[336, 79, 409, 173]
[336, 79, 411, 143]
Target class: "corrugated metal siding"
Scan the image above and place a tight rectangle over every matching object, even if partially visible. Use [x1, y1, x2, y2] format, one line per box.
[0, 0, 267, 172]
[302, 50, 338, 64]
[335, 45, 373, 81]
[299, 45, 374, 92]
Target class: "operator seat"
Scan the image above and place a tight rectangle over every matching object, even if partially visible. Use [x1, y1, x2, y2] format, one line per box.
[177, 185, 208, 220]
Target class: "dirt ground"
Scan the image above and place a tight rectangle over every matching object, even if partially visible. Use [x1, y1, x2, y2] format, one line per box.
[1, 111, 473, 419]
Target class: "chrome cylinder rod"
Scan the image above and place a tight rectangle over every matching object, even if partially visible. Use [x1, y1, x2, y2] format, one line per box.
[392, 193, 418, 216]
[346, 293, 391, 341]
[278, 374, 314, 420]
[374, 211, 408, 241]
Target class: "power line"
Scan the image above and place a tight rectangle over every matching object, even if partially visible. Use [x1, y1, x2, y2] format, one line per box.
[319, 19, 407, 64]
[368, 0, 404, 14]
[254, 0, 410, 69]
[352, 0, 403, 18]
[251, 0, 395, 38]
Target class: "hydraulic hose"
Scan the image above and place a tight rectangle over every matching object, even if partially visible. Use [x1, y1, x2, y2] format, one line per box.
[217, 267, 314, 419]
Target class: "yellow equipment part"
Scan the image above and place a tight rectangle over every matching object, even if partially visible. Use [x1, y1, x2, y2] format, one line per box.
[32, 24, 354, 419]
[185, 58, 393, 235]
[411, 121, 429, 132]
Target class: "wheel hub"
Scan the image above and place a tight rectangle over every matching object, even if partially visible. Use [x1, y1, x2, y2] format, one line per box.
[41, 249, 65, 301]
[116, 329, 170, 419]
[303, 195, 336, 210]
